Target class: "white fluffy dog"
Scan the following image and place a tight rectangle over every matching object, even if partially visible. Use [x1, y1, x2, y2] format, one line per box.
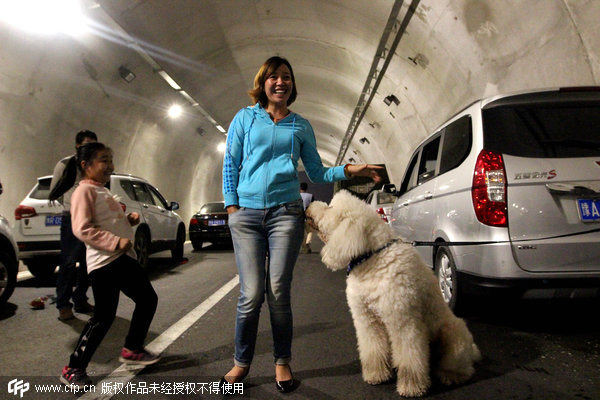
[306, 190, 481, 397]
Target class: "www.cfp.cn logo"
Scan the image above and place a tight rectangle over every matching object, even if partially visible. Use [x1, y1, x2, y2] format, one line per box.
[8, 379, 29, 398]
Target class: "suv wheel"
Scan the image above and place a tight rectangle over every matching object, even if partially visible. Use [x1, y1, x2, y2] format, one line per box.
[171, 225, 185, 261]
[135, 230, 149, 269]
[0, 252, 17, 307]
[25, 257, 58, 281]
[434, 247, 465, 314]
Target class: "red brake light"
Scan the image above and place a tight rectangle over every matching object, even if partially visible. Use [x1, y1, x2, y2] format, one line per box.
[120, 202, 127, 212]
[472, 150, 508, 227]
[376, 207, 388, 223]
[190, 218, 199, 226]
[15, 205, 37, 220]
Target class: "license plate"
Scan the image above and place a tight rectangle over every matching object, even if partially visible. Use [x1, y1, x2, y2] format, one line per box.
[208, 219, 225, 226]
[577, 199, 600, 222]
[45, 215, 62, 226]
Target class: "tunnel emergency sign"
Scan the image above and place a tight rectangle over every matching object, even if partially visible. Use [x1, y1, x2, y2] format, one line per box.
[577, 199, 600, 222]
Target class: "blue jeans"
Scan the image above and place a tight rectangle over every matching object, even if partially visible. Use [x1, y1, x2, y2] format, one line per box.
[56, 212, 89, 310]
[228, 200, 304, 367]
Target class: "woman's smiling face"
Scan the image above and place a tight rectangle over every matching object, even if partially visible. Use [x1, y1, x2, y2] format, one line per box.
[264, 64, 293, 107]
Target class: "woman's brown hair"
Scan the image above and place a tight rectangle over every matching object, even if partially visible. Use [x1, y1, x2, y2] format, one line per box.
[248, 56, 297, 107]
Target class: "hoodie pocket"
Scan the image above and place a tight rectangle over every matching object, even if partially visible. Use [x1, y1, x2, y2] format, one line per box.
[270, 156, 297, 185]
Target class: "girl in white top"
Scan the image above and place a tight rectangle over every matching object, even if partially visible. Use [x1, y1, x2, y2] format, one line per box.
[60, 142, 160, 389]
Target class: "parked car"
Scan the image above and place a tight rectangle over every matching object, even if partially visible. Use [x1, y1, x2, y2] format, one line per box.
[0, 183, 19, 307]
[386, 87, 600, 312]
[14, 174, 185, 278]
[13, 176, 61, 278]
[365, 188, 396, 223]
[189, 201, 231, 250]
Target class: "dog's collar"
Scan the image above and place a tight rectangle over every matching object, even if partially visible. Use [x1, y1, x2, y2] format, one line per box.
[346, 239, 399, 276]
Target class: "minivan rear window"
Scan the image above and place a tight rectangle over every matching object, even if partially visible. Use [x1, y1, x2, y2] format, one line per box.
[482, 101, 600, 158]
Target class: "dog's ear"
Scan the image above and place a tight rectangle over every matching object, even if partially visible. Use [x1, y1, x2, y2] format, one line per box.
[321, 216, 370, 270]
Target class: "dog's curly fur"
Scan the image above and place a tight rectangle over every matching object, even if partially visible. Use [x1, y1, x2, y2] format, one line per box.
[306, 190, 481, 397]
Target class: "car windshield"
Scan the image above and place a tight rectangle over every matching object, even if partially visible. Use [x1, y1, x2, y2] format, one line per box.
[30, 178, 52, 200]
[199, 202, 226, 214]
[482, 99, 600, 158]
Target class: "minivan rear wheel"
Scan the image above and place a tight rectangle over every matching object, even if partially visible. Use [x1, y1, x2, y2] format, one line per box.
[134, 230, 149, 269]
[434, 247, 464, 313]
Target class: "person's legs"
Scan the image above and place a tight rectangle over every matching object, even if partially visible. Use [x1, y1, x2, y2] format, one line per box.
[265, 200, 304, 366]
[68, 264, 120, 370]
[71, 240, 91, 310]
[56, 214, 86, 317]
[118, 256, 158, 351]
[228, 207, 268, 368]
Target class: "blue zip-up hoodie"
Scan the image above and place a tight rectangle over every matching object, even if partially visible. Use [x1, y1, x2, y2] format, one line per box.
[223, 103, 347, 208]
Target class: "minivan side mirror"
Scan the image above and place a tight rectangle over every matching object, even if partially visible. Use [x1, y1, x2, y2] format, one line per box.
[382, 183, 398, 196]
[169, 201, 180, 211]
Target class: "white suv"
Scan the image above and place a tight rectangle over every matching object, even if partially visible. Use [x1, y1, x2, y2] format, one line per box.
[0, 181, 19, 307]
[14, 174, 185, 278]
[387, 87, 600, 312]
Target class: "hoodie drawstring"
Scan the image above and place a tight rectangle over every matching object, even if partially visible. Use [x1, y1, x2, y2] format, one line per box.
[246, 105, 296, 161]
[290, 115, 296, 159]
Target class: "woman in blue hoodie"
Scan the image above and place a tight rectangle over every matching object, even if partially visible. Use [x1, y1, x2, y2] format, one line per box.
[222, 56, 381, 392]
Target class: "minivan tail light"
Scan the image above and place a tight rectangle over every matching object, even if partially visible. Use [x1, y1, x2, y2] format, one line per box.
[190, 218, 198, 226]
[472, 150, 508, 227]
[15, 205, 37, 220]
[376, 207, 388, 223]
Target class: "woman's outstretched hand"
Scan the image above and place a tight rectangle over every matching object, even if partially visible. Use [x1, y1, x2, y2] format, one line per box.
[346, 164, 384, 183]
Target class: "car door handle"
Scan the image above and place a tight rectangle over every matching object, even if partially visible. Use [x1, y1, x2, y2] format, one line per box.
[401, 201, 409, 207]
[424, 193, 433, 200]
[143, 204, 149, 208]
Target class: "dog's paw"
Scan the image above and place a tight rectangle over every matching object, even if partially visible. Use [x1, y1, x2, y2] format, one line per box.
[436, 367, 474, 386]
[362, 368, 393, 385]
[396, 368, 430, 397]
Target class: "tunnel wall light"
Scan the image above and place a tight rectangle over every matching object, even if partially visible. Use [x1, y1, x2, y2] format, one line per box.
[384, 94, 400, 106]
[118, 66, 136, 83]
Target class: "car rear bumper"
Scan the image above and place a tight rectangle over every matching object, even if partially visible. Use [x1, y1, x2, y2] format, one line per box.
[458, 270, 600, 299]
[189, 230, 232, 243]
[17, 240, 61, 258]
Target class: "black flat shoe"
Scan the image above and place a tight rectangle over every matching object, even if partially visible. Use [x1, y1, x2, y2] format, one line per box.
[275, 366, 295, 393]
[220, 368, 249, 395]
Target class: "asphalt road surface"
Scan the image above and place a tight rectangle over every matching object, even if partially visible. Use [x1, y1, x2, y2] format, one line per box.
[1, 240, 598, 399]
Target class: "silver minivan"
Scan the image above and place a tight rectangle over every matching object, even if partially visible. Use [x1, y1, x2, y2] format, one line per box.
[387, 87, 600, 312]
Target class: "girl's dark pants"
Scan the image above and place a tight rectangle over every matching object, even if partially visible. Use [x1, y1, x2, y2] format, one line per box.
[68, 255, 158, 369]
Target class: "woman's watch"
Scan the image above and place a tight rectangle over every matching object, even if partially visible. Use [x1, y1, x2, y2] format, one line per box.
[344, 164, 352, 178]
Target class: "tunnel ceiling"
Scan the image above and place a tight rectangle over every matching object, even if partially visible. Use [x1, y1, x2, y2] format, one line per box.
[95, 0, 600, 169]
[1, 0, 598, 224]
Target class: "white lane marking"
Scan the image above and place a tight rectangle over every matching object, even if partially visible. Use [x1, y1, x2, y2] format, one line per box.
[80, 275, 239, 400]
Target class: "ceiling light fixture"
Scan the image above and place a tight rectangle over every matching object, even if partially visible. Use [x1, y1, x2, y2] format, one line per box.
[168, 104, 183, 118]
[118, 66, 136, 83]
